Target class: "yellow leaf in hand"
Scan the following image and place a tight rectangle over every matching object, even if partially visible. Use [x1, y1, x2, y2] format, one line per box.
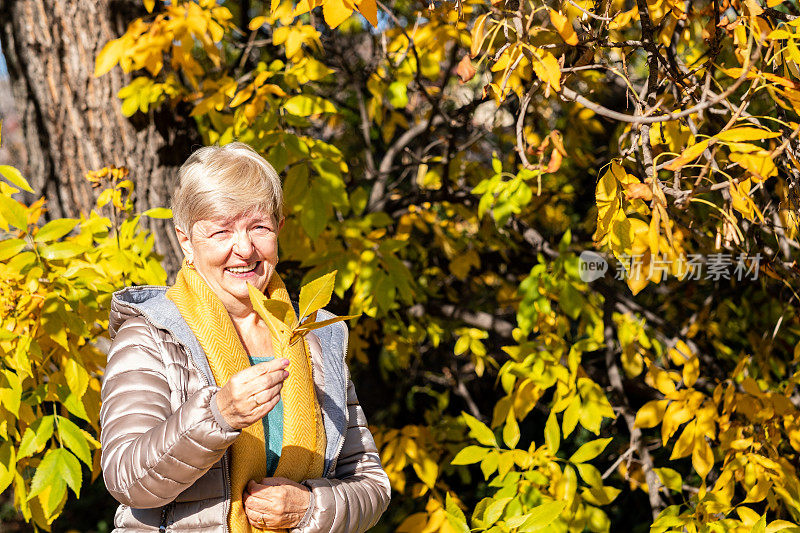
[248, 283, 291, 341]
[296, 314, 360, 334]
[298, 270, 337, 320]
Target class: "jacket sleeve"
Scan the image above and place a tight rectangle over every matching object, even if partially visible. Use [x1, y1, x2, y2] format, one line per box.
[100, 316, 240, 509]
[293, 375, 391, 533]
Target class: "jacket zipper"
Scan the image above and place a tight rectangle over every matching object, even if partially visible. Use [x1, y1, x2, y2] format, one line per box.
[159, 501, 175, 532]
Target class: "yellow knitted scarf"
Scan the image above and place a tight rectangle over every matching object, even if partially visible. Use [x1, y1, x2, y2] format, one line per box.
[166, 265, 325, 533]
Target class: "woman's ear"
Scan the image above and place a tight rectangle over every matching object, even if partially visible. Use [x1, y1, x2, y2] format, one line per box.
[175, 226, 194, 263]
[278, 217, 285, 233]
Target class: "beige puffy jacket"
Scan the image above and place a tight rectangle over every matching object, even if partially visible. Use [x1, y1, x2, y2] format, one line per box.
[100, 287, 391, 532]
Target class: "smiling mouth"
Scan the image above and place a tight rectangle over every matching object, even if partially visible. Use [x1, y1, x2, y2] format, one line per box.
[225, 262, 260, 274]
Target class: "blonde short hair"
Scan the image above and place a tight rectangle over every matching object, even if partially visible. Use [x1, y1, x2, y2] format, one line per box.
[171, 142, 283, 234]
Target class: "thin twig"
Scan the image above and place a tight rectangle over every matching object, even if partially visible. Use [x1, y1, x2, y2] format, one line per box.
[559, 38, 762, 125]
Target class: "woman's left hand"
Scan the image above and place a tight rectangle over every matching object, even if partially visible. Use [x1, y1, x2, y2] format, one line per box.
[243, 477, 311, 530]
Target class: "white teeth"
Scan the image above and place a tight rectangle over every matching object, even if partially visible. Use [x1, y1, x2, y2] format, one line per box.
[227, 263, 257, 273]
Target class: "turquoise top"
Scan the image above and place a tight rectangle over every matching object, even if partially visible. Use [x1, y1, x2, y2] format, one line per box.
[248, 355, 283, 476]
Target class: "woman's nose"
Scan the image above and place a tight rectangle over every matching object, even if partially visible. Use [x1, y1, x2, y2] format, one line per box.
[233, 231, 254, 256]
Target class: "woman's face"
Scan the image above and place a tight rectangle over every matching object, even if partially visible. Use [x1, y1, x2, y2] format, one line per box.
[177, 211, 283, 313]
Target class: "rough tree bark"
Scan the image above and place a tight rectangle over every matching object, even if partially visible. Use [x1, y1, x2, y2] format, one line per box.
[0, 0, 200, 276]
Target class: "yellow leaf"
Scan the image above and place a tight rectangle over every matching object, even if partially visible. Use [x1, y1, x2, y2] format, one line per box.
[691, 435, 714, 479]
[730, 152, 778, 181]
[0, 165, 34, 193]
[322, 0, 353, 28]
[144, 0, 155, 12]
[661, 401, 693, 443]
[545, 409, 560, 454]
[634, 399, 668, 428]
[248, 283, 289, 341]
[669, 419, 695, 460]
[569, 437, 612, 463]
[716, 127, 782, 142]
[646, 365, 677, 396]
[471, 14, 491, 58]
[412, 456, 438, 489]
[682, 356, 699, 388]
[357, 0, 378, 27]
[532, 51, 561, 91]
[283, 95, 337, 116]
[94, 38, 125, 77]
[549, 9, 579, 45]
[648, 208, 660, 256]
[229, 86, 254, 108]
[502, 409, 520, 448]
[298, 270, 337, 320]
[248, 16, 268, 30]
[654, 467, 682, 492]
[295, 314, 360, 334]
[664, 139, 710, 170]
[668, 340, 692, 366]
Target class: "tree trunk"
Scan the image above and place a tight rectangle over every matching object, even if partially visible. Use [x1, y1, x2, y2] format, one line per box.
[0, 0, 200, 276]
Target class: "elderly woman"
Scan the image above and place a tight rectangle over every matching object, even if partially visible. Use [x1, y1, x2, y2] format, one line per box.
[100, 142, 390, 533]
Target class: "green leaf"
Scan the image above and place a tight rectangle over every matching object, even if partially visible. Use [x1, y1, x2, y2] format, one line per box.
[569, 437, 612, 464]
[142, 207, 173, 219]
[518, 500, 568, 532]
[0, 238, 27, 261]
[387, 81, 408, 109]
[28, 448, 82, 499]
[544, 410, 560, 455]
[283, 95, 337, 117]
[0, 370, 22, 417]
[503, 409, 520, 449]
[484, 497, 512, 527]
[0, 441, 16, 493]
[463, 412, 498, 447]
[34, 219, 80, 243]
[654, 467, 682, 493]
[298, 270, 337, 321]
[751, 514, 766, 533]
[451, 445, 490, 465]
[445, 492, 470, 533]
[300, 191, 328, 240]
[18, 416, 55, 459]
[57, 416, 92, 467]
[39, 242, 87, 261]
[0, 165, 34, 192]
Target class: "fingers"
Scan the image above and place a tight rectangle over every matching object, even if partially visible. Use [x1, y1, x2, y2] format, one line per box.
[243, 478, 310, 529]
[216, 359, 290, 429]
[249, 358, 291, 378]
[252, 380, 283, 406]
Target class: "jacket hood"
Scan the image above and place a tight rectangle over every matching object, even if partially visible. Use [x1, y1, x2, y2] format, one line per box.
[109, 285, 172, 340]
